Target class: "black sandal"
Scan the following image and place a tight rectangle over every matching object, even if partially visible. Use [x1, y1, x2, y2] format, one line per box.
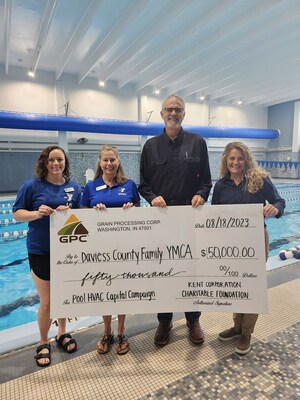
[96, 332, 114, 354]
[55, 333, 77, 354]
[116, 334, 129, 355]
[34, 343, 51, 367]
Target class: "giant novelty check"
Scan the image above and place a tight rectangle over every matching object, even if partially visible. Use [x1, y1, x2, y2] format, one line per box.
[50, 204, 268, 318]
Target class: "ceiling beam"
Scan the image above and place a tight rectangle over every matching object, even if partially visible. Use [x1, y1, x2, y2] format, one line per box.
[30, 0, 58, 74]
[258, 92, 300, 108]
[55, 0, 103, 80]
[166, 5, 300, 100]
[207, 41, 300, 104]
[102, 1, 192, 81]
[78, 0, 146, 84]
[135, 0, 269, 92]
[159, 1, 293, 96]
[247, 80, 300, 106]
[117, 0, 219, 89]
[182, 33, 300, 100]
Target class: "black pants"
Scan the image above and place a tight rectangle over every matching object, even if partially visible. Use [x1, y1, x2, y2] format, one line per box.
[158, 312, 201, 323]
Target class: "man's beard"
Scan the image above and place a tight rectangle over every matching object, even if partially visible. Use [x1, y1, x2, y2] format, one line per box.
[166, 118, 181, 129]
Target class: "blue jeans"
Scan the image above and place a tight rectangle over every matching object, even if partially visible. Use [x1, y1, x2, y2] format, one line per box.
[157, 312, 201, 323]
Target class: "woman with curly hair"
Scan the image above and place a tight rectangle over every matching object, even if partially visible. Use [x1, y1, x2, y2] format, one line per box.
[13, 146, 82, 367]
[212, 141, 285, 355]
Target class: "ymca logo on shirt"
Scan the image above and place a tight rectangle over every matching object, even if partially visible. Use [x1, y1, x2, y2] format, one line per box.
[64, 192, 74, 207]
[118, 188, 126, 196]
[66, 193, 73, 202]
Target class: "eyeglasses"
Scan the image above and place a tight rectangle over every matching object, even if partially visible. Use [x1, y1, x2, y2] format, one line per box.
[162, 107, 184, 114]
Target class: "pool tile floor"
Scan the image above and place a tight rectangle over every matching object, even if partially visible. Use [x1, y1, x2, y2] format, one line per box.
[1, 262, 300, 400]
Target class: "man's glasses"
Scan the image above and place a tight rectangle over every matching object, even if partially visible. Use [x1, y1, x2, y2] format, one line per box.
[162, 107, 184, 114]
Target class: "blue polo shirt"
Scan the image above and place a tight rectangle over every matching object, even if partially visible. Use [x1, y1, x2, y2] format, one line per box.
[13, 178, 82, 254]
[82, 176, 140, 208]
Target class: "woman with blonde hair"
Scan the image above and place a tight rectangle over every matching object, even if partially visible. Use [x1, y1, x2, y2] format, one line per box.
[212, 141, 285, 354]
[82, 145, 140, 355]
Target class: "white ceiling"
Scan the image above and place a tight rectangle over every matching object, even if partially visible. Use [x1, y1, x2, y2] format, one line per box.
[1, 0, 300, 108]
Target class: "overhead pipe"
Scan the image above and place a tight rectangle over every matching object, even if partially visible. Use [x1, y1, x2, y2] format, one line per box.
[0, 111, 279, 139]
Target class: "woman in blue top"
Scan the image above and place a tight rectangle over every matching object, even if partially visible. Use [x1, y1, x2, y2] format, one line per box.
[212, 141, 285, 355]
[13, 146, 82, 367]
[82, 145, 140, 355]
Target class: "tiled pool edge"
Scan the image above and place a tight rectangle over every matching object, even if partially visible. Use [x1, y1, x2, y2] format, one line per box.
[266, 254, 299, 271]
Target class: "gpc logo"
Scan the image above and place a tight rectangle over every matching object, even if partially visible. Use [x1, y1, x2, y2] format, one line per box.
[58, 214, 88, 243]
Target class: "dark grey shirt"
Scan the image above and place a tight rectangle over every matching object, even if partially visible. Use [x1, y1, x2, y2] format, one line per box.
[139, 129, 212, 205]
[212, 175, 286, 218]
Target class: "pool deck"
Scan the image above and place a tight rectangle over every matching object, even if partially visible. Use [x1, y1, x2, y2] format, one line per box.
[1, 259, 300, 400]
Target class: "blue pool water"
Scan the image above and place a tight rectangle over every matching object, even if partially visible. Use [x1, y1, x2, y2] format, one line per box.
[266, 183, 300, 254]
[0, 200, 37, 331]
[1, 182, 300, 332]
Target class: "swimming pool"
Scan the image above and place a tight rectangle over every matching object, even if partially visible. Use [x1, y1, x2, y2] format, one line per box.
[1, 182, 300, 333]
[265, 182, 300, 254]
